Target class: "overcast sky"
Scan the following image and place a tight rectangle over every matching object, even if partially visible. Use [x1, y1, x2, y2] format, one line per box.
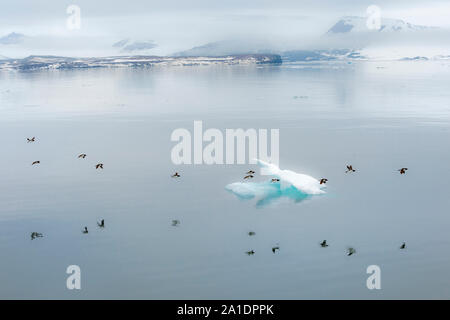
[1, 1, 449, 57]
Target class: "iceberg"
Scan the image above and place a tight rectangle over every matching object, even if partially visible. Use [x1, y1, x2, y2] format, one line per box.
[225, 159, 325, 206]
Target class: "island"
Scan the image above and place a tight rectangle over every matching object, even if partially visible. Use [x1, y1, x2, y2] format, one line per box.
[0, 54, 282, 71]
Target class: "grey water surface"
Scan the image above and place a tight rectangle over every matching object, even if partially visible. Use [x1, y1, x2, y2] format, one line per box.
[0, 61, 449, 299]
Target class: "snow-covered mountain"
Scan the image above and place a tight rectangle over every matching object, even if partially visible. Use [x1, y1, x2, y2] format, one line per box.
[326, 16, 431, 34]
[322, 16, 450, 61]
[173, 40, 276, 57]
[0, 32, 26, 45]
[172, 16, 447, 61]
[112, 39, 158, 53]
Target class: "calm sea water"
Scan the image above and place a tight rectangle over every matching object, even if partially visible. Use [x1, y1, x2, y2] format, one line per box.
[0, 61, 450, 299]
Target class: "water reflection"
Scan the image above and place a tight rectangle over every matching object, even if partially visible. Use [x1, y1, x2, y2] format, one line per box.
[226, 181, 312, 207]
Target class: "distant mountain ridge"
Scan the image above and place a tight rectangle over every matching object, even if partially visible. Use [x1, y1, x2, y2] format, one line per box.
[1, 16, 448, 63]
[172, 16, 447, 62]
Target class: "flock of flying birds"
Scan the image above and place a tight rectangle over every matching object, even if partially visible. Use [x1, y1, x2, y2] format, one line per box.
[171, 161, 409, 257]
[27, 136, 409, 256]
[27, 137, 105, 239]
[240, 165, 407, 184]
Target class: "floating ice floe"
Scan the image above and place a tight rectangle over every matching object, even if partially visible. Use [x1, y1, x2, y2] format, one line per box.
[225, 159, 325, 206]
